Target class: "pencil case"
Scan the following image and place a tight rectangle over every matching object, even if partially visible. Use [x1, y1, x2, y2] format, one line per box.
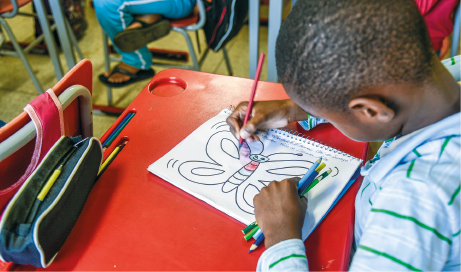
[0, 136, 102, 268]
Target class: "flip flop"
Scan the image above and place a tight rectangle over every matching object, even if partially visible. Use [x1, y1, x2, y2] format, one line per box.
[98, 66, 156, 88]
[113, 19, 172, 52]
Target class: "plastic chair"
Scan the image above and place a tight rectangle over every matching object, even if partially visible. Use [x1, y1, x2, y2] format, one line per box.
[0, 59, 93, 214]
[0, 0, 84, 94]
[101, 0, 233, 106]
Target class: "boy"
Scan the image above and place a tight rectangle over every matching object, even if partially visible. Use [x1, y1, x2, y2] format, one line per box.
[226, 0, 460, 271]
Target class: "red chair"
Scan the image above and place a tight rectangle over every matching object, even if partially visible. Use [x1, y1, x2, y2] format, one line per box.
[0, 59, 93, 215]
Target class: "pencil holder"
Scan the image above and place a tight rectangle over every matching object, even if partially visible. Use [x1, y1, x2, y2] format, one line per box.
[0, 136, 102, 268]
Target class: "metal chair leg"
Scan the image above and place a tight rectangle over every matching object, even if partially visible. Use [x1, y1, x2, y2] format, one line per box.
[174, 27, 199, 70]
[222, 47, 233, 76]
[195, 30, 201, 54]
[102, 31, 113, 106]
[0, 18, 43, 94]
[65, 19, 84, 60]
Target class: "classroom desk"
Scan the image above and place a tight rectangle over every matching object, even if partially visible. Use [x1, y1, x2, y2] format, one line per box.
[6, 69, 367, 271]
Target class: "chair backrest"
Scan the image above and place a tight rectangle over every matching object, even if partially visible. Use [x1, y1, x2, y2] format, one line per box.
[0, 0, 32, 18]
[0, 59, 93, 213]
[181, 0, 206, 31]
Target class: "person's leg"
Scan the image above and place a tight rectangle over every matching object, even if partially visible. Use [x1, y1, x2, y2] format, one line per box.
[94, 0, 150, 83]
[114, 0, 196, 65]
[95, 0, 195, 84]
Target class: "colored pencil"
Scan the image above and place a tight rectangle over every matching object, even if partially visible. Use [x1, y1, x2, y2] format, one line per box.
[243, 160, 324, 232]
[249, 233, 265, 253]
[253, 228, 263, 240]
[104, 113, 135, 148]
[301, 169, 332, 197]
[97, 141, 127, 177]
[102, 113, 132, 147]
[239, 53, 265, 149]
[242, 222, 258, 234]
[244, 226, 260, 241]
[315, 163, 326, 173]
[298, 162, 326, 194]
[297, 158, 321, 190]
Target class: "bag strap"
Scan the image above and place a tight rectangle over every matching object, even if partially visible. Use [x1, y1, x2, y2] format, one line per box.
[5, 89, 64, 195]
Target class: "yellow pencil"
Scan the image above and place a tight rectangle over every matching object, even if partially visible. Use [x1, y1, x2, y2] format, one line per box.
[98, 146, 121, 175]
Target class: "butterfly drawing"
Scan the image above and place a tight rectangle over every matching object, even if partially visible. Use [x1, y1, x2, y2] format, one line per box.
[173, 121, 315, 214]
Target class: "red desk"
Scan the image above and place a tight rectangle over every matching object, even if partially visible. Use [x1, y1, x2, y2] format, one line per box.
[9, 69, 367, 271]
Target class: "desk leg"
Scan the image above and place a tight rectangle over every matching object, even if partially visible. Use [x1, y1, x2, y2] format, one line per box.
[49, 0, 77, 70]
[267, 0, 283, 82]
[33, 0, 63, 80]
[249, 0, 259, 79]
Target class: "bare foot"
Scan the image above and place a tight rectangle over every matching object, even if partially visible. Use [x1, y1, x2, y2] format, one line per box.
[104, 62, 140, 83]
[126, 14, 161, 30]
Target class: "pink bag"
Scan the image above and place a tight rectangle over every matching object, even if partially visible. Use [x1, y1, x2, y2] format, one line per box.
[0, 89, 64, 214]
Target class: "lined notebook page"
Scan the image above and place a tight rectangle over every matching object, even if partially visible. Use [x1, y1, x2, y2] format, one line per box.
[148, 109, 361, 240]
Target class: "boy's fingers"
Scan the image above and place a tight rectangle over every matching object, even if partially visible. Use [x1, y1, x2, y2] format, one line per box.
[286, 177, 301, 189]
[226, 115, 241, 139]
[240, 113, 270, 139]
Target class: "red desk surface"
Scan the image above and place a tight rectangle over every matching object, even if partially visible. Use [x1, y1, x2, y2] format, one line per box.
[9, 69, 367, 271]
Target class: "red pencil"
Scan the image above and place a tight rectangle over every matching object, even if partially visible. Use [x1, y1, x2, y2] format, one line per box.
[239, 53, 265, 148]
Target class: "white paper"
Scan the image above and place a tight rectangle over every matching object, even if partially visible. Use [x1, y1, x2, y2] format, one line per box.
[148, 109, 361, 240]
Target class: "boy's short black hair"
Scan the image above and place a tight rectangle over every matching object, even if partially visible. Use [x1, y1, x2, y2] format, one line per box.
[276, 0, 434, 112]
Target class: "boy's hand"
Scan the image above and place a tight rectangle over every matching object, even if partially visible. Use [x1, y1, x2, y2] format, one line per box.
[226, 100, 309, 142]
[254, 178, 308, 249]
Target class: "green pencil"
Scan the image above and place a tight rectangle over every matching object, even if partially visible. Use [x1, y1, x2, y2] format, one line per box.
[242, 222, 258, 234]
[244, 226, 260, 241]
[301, 169, 332, 197]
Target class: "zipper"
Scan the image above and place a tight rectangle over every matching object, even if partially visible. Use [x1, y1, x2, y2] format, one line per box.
[17, 138, 87, 236]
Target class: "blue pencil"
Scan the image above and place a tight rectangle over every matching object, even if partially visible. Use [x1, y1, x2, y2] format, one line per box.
[102, 113, 133, 147]
[253, 228, 263, 240]
[249, 233, 265, 253]
[298, 162, 326, 195]
[297, 158, 321, 190]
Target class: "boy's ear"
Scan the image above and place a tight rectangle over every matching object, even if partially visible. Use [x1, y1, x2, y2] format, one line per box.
[348, 97, 395, 122]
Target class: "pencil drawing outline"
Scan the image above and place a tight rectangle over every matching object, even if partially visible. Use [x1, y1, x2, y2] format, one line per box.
[174, 122, 328, 214]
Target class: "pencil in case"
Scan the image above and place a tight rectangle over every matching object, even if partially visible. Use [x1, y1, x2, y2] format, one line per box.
[0, 136, 102, 268]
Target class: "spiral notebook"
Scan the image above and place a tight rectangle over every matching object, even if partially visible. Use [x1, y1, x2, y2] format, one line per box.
[148, 109, 362, 240]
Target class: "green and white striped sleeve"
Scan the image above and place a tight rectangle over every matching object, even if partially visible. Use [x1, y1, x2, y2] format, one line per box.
[350, 157, 460, 271]
[257, 239, 308, 271]
[298, 115, 327, 131]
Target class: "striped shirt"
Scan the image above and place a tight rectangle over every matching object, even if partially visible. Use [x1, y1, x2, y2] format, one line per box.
[257, 57, 461, 271]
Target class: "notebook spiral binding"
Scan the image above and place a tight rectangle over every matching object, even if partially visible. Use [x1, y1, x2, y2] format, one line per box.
[271, 127, 359, 160]
[225, 106, 358, 160]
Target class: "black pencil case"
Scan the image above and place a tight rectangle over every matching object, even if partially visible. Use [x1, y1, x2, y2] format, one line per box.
[0, 136, 102, 268]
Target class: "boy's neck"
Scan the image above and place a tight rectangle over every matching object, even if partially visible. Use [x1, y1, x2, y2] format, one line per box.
[400, 56, 460, 136]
